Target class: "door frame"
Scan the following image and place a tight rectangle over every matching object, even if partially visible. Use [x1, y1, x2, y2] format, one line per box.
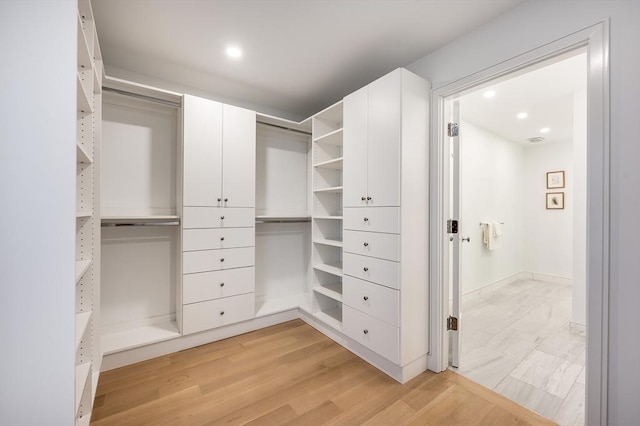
[428, 22, 610, 425]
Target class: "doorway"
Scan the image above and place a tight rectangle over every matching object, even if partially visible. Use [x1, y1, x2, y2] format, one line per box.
[447, 52, 587, 424]
[428, 22, 610, 426]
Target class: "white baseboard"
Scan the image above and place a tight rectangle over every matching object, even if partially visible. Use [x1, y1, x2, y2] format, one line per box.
[460, 271, 574, 303]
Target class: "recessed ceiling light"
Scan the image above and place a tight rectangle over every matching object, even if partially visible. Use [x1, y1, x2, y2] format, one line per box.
[540, 127, 550, 133]
[483, 90, 496, 99]
[226, 46, 242, 58]
[516, 112, 528, 119]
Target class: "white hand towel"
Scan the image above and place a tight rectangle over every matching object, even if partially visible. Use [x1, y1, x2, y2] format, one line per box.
[493, 221, 503, 237]
[482, 223, 494, 250]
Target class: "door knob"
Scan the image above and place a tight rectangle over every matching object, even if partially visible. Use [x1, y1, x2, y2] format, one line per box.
[461, 237, 471, 243]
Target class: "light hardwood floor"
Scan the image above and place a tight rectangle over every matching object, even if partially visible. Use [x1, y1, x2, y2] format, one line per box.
[91, 320, 555, 425]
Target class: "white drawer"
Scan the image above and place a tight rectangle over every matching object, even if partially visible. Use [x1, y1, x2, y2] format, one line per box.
[343, 252, 400, 290]
[183, 228, 254, 251]
[183, 207, 254, 229]
[343, 275, 399, 326]
[182, 293, 255, 335]
[183, 267, 255, 304]
[343, 230, 400, 261]
[343, 305, 399, 364]
[344, 207, 400, 234]
[183, 247, 254, 274]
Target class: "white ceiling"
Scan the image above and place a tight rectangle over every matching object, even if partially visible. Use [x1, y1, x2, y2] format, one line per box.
[92, 0, 524, 119]
[460, 53, 587, 146]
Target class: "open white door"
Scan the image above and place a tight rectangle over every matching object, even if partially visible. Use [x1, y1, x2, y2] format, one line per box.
[449, 100, 461, 368]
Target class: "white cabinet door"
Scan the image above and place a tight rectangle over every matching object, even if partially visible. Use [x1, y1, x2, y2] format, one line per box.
[343, 86, 369, 208]
[222, 104, 256, 208]
[367, 70, 401, 207]
[183, 95, 223, 206]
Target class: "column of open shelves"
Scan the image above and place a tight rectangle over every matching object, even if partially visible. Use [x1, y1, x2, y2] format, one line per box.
[311, 101, 344, 330]
[75, 0, 102, 425]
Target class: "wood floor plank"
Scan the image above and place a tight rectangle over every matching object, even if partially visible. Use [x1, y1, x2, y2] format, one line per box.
[91, 320, 557, 426]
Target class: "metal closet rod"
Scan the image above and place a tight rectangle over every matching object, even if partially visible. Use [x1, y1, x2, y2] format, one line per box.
[257, 121, 312, 136]
[101, 222, 180, 227]
[103, 87, 182, 108]
[479, 222, 505, 225]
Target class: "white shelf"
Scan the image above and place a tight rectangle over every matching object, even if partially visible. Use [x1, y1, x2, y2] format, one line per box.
[314, 157, 343, 169]
[313, 262, 343, 277]
[314, 215, 343, 220]
[76, 211, 92, 218]
[77, 73, 93, 115]
[75, 259, 92, 284]
[313, 238, 343, 248]
[75, 311, 91, 352]
[255, 293, 309, 317]
[101, 321, 180, 355]
[313, 186, 343, 194]
[76, 142, 93, 164]
[313, 128, 343, 146]
[313, 283, 342, 303]
[315, 308, 342, 331]
[75, 362, 91, 415]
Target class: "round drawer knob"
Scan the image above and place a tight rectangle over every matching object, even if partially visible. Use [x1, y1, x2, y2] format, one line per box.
[220, 282, 225, 287]
[363, 242, 369, 247]
[220, 311, 225, 316]
[220, 237, 225, 241]
[361, 196, 366, 201]
[363, 217, 369, 222]
[363, 296, 369, 301]
[363, 329, 369, 335]
[367, 196, 372, 201]
[220, 216, 225, 220]
[220, 258, 225, 262]
[224, 198, 229, 202]
[363, 267, 368, 272]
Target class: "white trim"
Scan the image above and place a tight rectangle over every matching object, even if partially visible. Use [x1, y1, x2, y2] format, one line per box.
[428, 22, 610, 425]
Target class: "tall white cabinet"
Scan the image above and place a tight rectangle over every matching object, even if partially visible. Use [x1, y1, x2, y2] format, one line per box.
[182, 95, 257, 335]
[76, 0, 102, 423]
[342, 68, 430, 374]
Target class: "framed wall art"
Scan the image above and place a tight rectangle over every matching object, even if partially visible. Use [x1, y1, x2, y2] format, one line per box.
[546, 170, 565, 189]
[546, 192, 565, 209]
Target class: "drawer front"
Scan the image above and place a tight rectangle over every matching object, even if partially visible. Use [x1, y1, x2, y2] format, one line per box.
[343, 305, 399, 364]
[183, 247, 254, 274]
[343, 275, 399, 326]
[183, 207, 254, 229]
[343, 252, 400, 289]
[183, 228, 255, 251]
[343, 230, 400, 261]
[344, 207, 400, 234]
[183, 267, 255, 304]
[182, 293, 255, 335]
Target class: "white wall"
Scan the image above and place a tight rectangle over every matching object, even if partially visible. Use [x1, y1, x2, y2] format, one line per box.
[409, 1, 640, 423]
[522, 140, 574, 278]
[0, 2, 77, 425]
[459, 121, 524, 293]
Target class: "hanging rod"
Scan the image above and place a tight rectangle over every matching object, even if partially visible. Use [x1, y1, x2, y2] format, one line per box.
[257, 121, 312, 136]
[255, 216, 311, 224]
[479, 222, 505, 226]
[102, 221, 180, 227]
[103, 87, 182, 108]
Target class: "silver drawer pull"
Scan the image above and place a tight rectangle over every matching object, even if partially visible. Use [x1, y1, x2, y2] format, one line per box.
[220, 258, 225, 262]
[363, 329, 369, 335]
[363, 267, 368, 272]
[220, 216, 225, 220]
[224, 198, 229, 202]
[363, 242, 369, 247]
[363, 217, 369, 222]
[220, 311, 225, 315]
[361, 196, 366, 201]
[367, 196, 372, 201]
[220, 282, 225, 287]
[363, 296, 369, 301]
[220, 237, 225, 241]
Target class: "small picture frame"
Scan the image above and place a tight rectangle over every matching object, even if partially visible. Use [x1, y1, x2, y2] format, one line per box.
[546, 170, 565, 189]
[546, 192, 565, 209]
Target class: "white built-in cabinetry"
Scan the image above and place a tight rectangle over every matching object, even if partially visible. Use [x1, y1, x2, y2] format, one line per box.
[181, 95, 257, 335]
[342, 68, 430, 371]
[75, 0, 102, 423]
[311, 102, 345, 329]
[100, 78, 182, 354]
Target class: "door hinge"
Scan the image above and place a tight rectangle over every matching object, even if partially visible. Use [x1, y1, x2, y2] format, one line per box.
[447, 316, 458, 331]
[447, 122, 459, 137]
[447, 219, 458, 234]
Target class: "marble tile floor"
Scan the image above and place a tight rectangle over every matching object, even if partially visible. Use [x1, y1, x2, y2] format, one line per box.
[451, 279, 585, 426]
